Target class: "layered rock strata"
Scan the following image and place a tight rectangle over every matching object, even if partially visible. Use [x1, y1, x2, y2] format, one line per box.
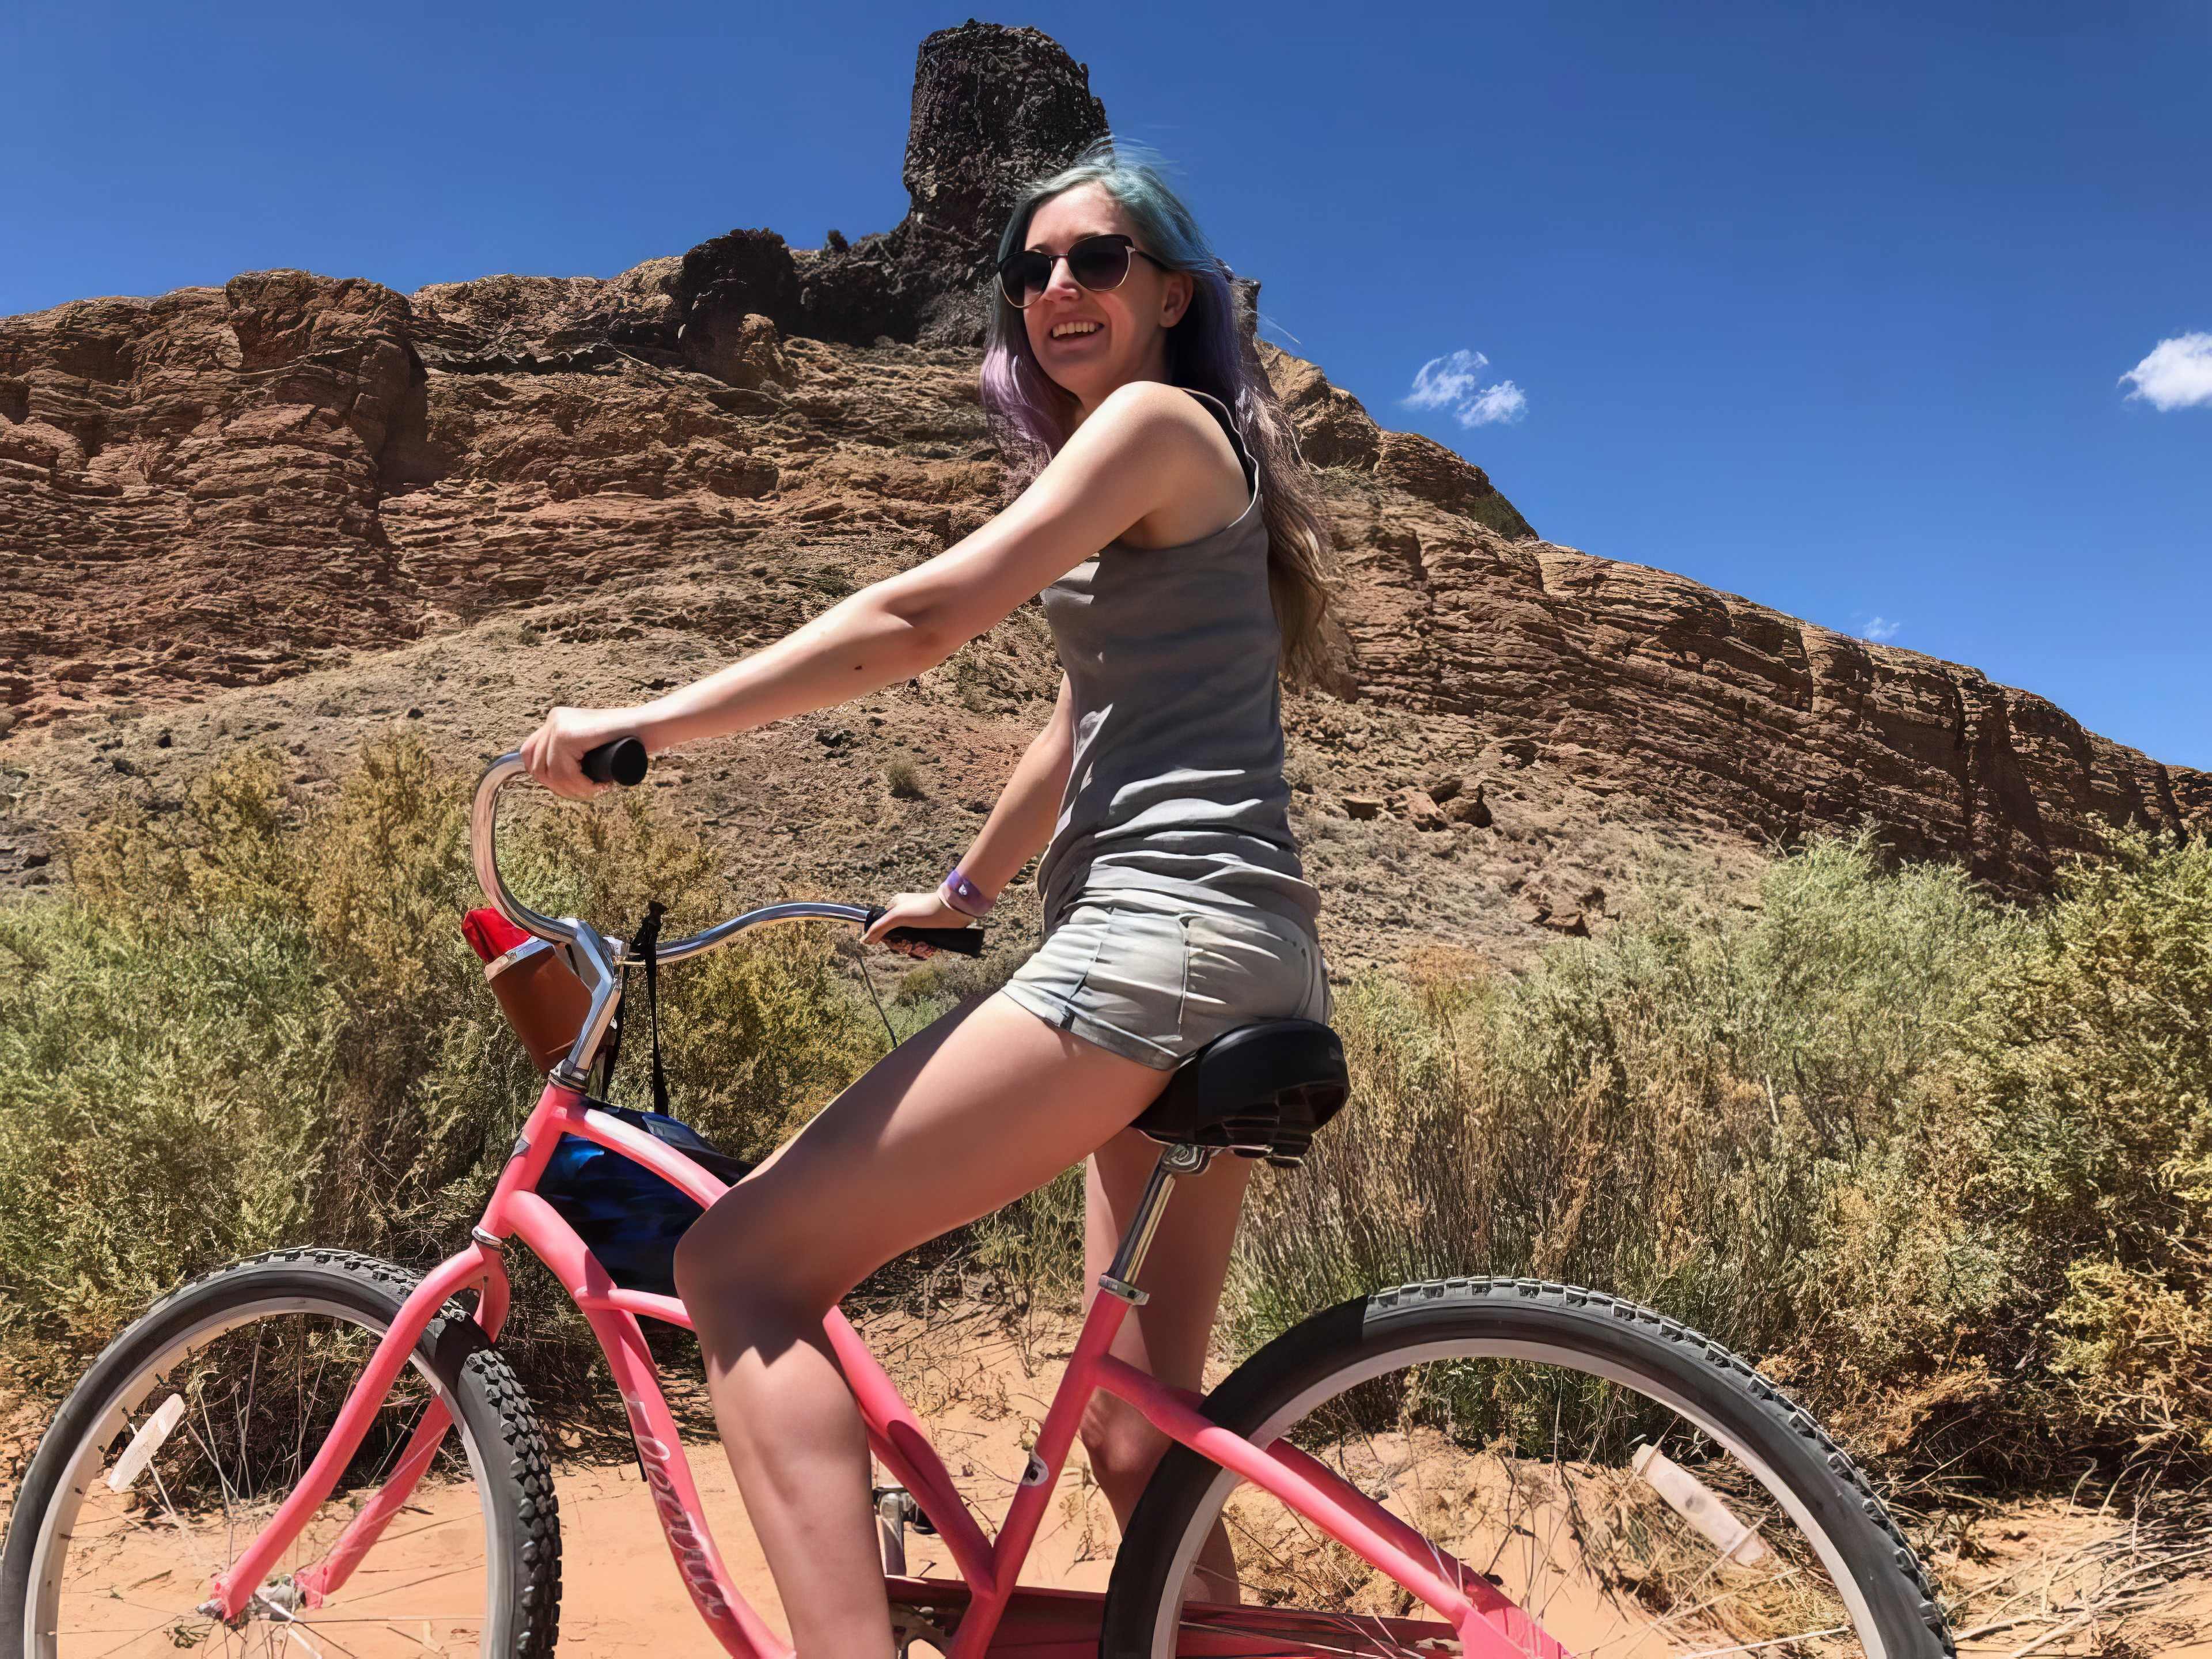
[2, 22, 2201, 906]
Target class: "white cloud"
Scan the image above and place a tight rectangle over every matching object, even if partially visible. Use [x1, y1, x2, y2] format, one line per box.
[1406, 349, 1528, 427]
[1862, 616, 1902, 643]
[2120, 332, 2212, 411]
[1463, 380, 1529, 425]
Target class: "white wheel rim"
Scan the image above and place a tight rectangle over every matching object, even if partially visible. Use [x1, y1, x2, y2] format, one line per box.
[1145, 1332, 1892, 1659]
[21, 1291, 512, 1659]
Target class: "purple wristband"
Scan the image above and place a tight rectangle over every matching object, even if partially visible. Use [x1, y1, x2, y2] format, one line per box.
[939, 868, 992, 918]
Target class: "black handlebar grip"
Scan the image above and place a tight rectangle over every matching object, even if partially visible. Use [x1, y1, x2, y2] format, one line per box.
[579, 737, 649, 787]
[885, 925, 986, 958]
[862, 908, 984, 957]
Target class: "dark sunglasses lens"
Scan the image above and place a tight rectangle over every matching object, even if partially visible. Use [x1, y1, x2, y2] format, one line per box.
[1067, 238, 1134, 291]
[1000, 252, 1052, 306]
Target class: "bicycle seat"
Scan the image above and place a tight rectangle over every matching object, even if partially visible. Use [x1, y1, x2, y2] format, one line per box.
[1131, 1019, 1349, 1166]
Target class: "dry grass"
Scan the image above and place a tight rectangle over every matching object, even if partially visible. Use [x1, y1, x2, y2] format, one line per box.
[6, 741, 2212, 1488]
[0, 733, 877, 1406]
[884, 755, 925, 798]
[1914, 1490, 2212, 1657]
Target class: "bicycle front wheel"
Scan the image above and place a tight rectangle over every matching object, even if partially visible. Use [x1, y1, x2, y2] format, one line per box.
[0, 1248, 560, 1659]
[1102, 1278, 1951, 1659]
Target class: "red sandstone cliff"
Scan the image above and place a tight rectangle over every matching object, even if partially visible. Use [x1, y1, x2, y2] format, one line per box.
[2, 22, 2202, 909]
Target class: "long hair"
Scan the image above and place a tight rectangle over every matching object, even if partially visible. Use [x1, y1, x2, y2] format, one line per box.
[980, 140, 1333, 681]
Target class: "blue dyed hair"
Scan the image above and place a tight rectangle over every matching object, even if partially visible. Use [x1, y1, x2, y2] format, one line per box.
[980, 139, 1331, 677]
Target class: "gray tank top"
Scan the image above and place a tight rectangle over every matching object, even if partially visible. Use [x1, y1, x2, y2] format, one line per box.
[1034, 389, 1323, 937]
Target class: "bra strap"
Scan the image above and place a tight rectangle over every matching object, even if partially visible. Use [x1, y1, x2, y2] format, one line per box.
[1179, 387, 1257, 495]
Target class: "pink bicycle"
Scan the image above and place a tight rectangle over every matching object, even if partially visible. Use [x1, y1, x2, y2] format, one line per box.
[2, 745, 1952, 1659]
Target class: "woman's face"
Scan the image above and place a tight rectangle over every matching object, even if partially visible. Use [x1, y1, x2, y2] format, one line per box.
[1020, 182, 1193, 415]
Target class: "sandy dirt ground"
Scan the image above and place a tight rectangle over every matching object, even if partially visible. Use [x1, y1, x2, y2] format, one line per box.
[450, 1310, 2212, 1659]
[551, 1309, 1131, 1654]
[4, 1304, 2206, 1658]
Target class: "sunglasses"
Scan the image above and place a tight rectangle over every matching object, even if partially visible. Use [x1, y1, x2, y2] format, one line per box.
[997, 233, 1170, 310]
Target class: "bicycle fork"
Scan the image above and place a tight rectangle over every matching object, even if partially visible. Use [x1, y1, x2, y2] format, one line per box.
[196, 1238, 513, 1622]
[196, 1082, 581, 1624]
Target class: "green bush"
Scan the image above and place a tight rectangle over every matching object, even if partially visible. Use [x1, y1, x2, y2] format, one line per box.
[0, 734, 877, 1399]
[1231, 831, 2212, 1475]
[1232, 836, 2017, 1354]
[0, 902, 333, 1359]
[1969, 831, 2212, 1457]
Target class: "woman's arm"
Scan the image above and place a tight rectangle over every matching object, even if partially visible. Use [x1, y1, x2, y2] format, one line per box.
[862, 675, 1076, 945]
[520, 380, 1234, 797]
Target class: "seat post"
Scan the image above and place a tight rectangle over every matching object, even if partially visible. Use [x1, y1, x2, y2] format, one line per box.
[1097, 1143, 1215, 1306]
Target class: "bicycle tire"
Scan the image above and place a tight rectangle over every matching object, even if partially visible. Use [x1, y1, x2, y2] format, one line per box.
[1101, 1277, 1952, 1659]
[0, 1248, 561, 1659]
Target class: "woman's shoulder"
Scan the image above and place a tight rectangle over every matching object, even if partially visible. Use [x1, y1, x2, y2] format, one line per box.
[1090, 379, 1232, 441]
[1088, 381, 1244, 484]
[1085, 384, 1249, 550]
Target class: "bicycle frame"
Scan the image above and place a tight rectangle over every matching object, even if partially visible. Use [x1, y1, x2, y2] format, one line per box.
[198, 1069, 1570, 1659]
[194, 751, 1570, 1657]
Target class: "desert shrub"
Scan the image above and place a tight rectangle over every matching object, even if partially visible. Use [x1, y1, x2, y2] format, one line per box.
[1971, 831, 2212, 1269]
[0, 903, 334, 1359]
[1229, 834, 2029, 1460]
[0, 734, 877, 1397]
[2047, 1256, 2212, 1456]
[884, 756, 924, 798]
[1236, 835, 2012, 1321]
[969, 1163, 1089, 1310]
[1230, 829, 2212, 1474]
[1968, 831, 2212, 1456]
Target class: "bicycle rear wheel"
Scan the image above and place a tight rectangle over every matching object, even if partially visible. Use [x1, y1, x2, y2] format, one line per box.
[0, 1249, 560, 1659]
[1102, 1278, 1952, 1659]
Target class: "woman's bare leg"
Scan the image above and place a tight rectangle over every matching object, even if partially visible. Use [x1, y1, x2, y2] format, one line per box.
[1079, 1128, 1253, 1600]
[673, 991, 1171, 1659]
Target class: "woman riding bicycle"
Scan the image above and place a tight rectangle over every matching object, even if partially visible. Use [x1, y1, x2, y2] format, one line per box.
[521, 141, 1332, 1659]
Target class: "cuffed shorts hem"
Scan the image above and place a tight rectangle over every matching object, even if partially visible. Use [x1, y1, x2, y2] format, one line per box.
[998, 891, 1332, 1073]
[998, 980, 1185, 1071]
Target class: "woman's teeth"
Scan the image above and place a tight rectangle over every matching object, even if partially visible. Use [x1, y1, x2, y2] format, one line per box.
[1050, 320, 1100, 339]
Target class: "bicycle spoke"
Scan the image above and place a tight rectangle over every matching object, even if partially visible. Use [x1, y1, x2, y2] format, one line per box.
[82, 1613, 200, 1659]
[1175, 1353, 1874, 1659]
[316, 1562, 487, 1601]
[24, 1283, 527, 1659]
[339, 1512, 482, 1553]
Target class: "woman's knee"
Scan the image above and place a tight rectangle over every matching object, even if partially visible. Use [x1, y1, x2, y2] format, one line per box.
[669, 1217, 729, 1307]
[672, 1180, 864, 1324]
[674, 1191, 796, 1310]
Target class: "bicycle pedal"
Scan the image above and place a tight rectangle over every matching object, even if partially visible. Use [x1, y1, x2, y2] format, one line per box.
[872, 1483, 938, 1534]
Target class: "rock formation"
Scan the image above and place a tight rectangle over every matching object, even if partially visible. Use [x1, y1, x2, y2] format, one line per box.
[1, 272, 416, 711]
[892, 22, 1111, 344]
[1, 20, 2203, 918]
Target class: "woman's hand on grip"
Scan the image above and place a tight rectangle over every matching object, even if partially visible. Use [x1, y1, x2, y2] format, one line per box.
[521, 706, 647, 800]
[864, 890, 976, 959]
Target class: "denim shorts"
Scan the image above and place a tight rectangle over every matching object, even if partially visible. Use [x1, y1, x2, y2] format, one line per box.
[999, 888, 1332, 1071]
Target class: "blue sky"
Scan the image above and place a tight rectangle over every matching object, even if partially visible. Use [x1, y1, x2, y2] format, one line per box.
[7, 1, 2206, 766]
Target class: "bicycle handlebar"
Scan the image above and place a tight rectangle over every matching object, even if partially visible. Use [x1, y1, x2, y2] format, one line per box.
[470, 740, 982, 972]
[472, 740, 989, 1081]
[580, 736, 649, 787]
[469, 748, 876, 969]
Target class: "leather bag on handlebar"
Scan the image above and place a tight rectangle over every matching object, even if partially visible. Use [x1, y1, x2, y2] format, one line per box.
[463, 907, 592, 1073]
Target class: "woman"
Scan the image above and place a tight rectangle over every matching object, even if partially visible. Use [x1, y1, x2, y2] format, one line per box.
[521, 141, 1333, 1657]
